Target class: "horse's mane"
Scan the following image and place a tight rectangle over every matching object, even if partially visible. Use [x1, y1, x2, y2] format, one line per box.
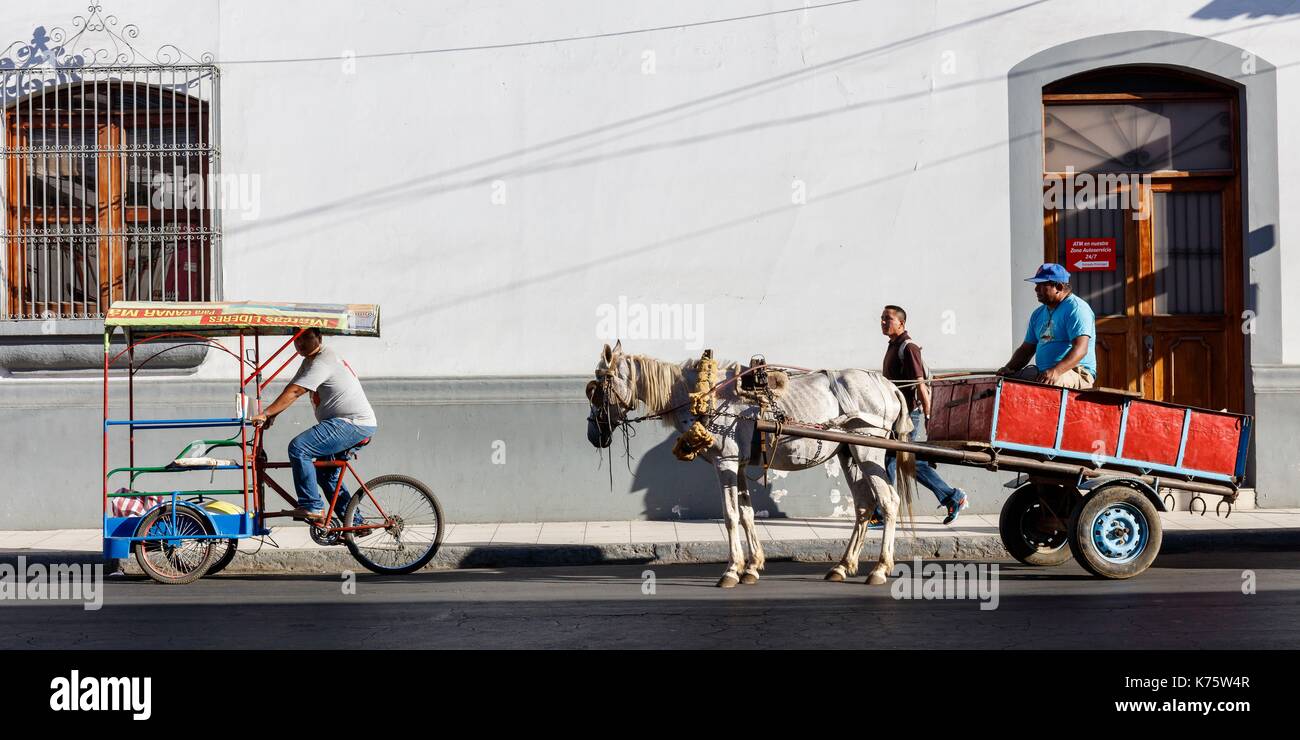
[624, 354, 713, 420]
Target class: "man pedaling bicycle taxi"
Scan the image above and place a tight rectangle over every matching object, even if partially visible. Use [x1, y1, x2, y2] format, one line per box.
[250, 327, 378, 533]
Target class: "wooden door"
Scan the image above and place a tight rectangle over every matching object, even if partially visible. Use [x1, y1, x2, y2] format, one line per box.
[1041, 66, 1246, 413]
[1138, 179, 1244, 411]
[1045, 178, 1243, 412]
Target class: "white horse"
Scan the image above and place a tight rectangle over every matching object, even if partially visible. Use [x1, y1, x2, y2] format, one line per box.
[586, 341, 915, 587]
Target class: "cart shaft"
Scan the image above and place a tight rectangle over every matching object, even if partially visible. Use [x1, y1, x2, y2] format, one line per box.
[754, 419, 1238, 499]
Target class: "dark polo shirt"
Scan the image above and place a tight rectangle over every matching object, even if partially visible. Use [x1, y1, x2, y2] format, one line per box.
[883, 331, 926, 412]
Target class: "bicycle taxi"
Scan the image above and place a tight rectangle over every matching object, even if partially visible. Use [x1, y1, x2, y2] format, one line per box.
[101, 300, 445, 584]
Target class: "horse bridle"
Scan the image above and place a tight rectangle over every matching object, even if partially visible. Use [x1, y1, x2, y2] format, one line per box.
[587, 371, 616, 436]
[588, 358, 634, 435]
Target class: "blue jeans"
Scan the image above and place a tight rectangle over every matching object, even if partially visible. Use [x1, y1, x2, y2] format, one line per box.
[885, 408, 960, 508]
[288, 418, 377, 523]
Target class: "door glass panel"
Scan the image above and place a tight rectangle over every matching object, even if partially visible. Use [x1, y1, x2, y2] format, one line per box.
[1044, 101, 1232, 173]
[1056, 204, 1126, 316]
[1152, 191, 1223, 315]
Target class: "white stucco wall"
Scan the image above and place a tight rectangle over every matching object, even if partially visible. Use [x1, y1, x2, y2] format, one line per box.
[4, 0, 1298, 374]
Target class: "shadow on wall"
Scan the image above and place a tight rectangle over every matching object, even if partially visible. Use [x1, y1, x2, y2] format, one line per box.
[1192, 0, 1300, 19]
[629, 435, 789, 521]
[1246, 225, 1275, 315]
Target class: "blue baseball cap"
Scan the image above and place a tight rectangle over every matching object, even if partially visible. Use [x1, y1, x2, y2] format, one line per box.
[1025, 263, 1071, 283]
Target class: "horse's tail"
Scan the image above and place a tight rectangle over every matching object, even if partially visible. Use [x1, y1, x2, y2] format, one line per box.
[891, 392, 917, 537]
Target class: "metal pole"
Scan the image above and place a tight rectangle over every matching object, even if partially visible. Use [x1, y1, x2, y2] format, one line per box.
[127, 328, 134, 471]
[239, 331, 248, 515]
[102, 327, 110, 515]
[252, 332, 262, 525]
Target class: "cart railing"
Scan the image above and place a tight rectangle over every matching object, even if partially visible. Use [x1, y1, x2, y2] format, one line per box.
[754, 419, 1239, 501]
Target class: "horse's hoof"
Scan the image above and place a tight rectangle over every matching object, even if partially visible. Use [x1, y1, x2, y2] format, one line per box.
[866, 572, 888, 586]
[739, 573, 759, 585]
[717, 574, 740, 588]
[824, 570, 845, 582]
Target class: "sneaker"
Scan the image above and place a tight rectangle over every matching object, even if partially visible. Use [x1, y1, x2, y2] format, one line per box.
[351, 519, 374, 539]
[866, 509, 885, 529]
[943, 490, 969, 525]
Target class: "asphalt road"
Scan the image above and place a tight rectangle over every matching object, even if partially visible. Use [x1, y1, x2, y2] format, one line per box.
[3, 551, 1299, 649]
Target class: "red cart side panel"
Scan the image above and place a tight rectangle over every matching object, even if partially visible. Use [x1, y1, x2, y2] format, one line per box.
[944, 383, 974, 440]
[927, 381, 954, 440]
[969, 384, 997, 441]
[926, 379, 997, 443]
[994, 380, 1061, 448]
[923, 377, 1249, 480]
[1059, 393, 1124, 457]
[1122, 401, 1183, 466]
[1182, 412, 1244, 476]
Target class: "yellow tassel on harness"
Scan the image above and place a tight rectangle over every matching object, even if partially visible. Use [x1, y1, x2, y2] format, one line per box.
[673, 350, 718, 461]
[672, 421, 714, 461]
[689, 353, 717, 416]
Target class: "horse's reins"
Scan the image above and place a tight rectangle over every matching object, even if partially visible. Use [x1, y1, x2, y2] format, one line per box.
[618, 362, 816, 425]
[615, 365, 992, 424]
[593, 361, 995, 473]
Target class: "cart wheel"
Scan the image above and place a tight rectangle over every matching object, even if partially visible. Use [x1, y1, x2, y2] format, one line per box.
[133, 505, 217, 585]
[206, 539, 239, 576]
[343, 475, 445, 575]
[1068, 484, 1162, 579]
[998, 482, 1079, 566]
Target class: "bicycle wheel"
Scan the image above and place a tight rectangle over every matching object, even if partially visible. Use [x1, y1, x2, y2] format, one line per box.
[343, 474, 445, 575]
[133, 504, 217, 585]
[206, 539, 240, 575]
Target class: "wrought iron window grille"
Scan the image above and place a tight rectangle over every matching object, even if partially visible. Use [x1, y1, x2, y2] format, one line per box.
[0, 4, 220, 322]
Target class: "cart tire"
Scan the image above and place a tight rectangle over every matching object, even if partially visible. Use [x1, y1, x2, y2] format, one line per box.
[999, 482, 1078, 566]
[1068, 484, 1162, 579]
[343, 475, 445, 575]
[133, 505, 217, 585]
[206, 539, 239, 576]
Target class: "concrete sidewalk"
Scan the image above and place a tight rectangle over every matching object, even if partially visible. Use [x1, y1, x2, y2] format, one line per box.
[2, 509, 1299, 574]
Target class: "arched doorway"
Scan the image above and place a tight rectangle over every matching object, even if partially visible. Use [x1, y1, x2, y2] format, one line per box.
[1041, 66, 1244, 412]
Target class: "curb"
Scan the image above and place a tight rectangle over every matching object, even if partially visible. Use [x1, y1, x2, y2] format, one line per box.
[5, 527, 1294, 575]
[208, 534, 1012, 574]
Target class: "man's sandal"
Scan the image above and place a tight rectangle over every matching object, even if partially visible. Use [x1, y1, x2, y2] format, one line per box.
[290, 508, 327, 525]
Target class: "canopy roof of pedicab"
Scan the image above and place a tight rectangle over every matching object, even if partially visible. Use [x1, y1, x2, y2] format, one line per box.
[104, 301, 380, 337]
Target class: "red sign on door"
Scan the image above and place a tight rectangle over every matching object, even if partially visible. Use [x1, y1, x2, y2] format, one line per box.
[1066, 238, 1117, 272]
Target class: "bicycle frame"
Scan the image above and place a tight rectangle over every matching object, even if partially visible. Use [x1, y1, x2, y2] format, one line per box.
[252, 427, 395, 535]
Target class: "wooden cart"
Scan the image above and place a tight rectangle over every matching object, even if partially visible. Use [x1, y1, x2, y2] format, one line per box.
[756, 376, 1252, 579]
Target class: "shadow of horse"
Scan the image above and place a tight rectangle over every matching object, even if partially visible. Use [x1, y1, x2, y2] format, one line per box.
[629, 434, 789, 521]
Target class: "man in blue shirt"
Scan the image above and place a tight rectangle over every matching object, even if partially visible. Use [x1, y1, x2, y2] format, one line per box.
[996, 263, 1097, 389]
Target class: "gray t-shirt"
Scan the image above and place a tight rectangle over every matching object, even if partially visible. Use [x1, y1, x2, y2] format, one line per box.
[289, 346, 378, 428]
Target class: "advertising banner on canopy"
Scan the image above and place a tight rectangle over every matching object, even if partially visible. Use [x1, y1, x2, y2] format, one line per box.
[104, 301, 380, 336]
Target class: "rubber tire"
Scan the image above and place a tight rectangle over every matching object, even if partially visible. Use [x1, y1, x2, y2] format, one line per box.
[206, 539, 239, 576]
[999, 482, 1078, 566]
[1068, 484, 1163, 579]
[133, 505, 217, 585]
[343, 474, 445, 575]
